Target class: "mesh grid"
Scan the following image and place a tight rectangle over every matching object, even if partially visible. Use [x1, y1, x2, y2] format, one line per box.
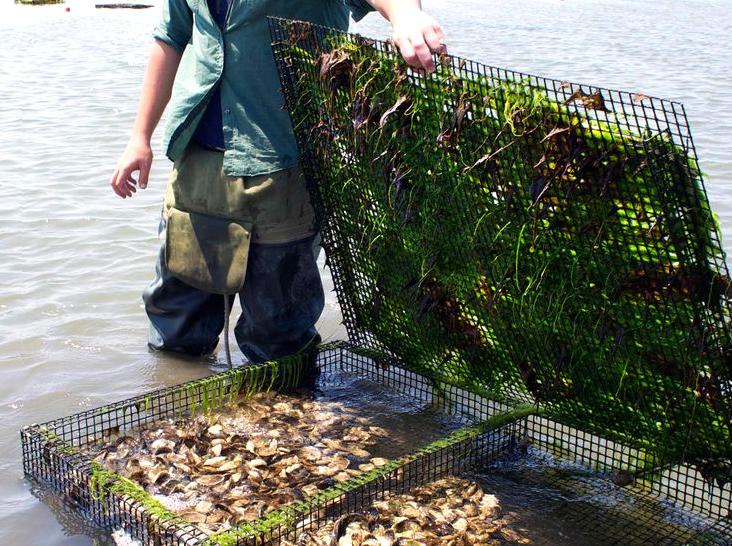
[268, 18, 732, 494]
[21, 344, 732, 544]
[19, 17, 732, 546]
[22, 344, 521, 545]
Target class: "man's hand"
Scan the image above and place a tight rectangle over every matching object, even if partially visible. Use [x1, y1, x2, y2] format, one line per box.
[367, 0, 446, 73]
[110, 40, 182, 199]
[111, 135, 153, 198]
[390, 7, 445, 72]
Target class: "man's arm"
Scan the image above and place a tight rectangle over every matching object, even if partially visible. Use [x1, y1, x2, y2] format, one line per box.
[110, 40, 182, 199]
[365, 0, 445, 72]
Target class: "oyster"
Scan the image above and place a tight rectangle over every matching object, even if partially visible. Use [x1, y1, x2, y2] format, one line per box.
[83, 390, 398, 534]
[281, 476, 529, 546]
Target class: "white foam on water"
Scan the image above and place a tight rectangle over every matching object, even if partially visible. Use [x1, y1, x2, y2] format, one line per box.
[111, 528, 143, 546]
[152, 493, 195, 512]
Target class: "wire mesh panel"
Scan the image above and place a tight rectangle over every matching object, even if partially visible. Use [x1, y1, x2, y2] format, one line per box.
[269, 17, 732, 508]
[21, 353, 315, 546]
[20, 17, 732, 546]
[21, 343, 523, 545]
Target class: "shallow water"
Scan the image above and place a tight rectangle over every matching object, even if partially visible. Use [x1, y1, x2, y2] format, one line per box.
[318, 370, 464, 459]
[0, 0, 730, 544]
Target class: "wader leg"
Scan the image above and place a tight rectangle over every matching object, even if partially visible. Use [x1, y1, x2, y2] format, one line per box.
[234, 234, 324, 367]
[143, 218, 232, 356]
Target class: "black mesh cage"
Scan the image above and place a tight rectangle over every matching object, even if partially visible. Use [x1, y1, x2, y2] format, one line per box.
[267, 14, 732, 536]
[21, 344, 524, 545]
[19, 16, 732, 546]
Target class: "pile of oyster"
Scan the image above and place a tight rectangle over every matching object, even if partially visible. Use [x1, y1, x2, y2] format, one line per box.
[285, 476, 531, 545]
[88, 392, 391, 535]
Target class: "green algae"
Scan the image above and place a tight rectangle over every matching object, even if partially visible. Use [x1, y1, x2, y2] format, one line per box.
[275, 21, 732, 487]
[38, 426, 77, 457]
[78, 356, 309, 542]
[89, 462, 183, 525]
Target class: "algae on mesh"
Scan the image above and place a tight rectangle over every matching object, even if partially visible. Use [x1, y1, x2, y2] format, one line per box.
[38, 426, 78, 456]
[279, 27, 732, 485]
[204, 407, 534, 545]
[90, 462, 184, 525]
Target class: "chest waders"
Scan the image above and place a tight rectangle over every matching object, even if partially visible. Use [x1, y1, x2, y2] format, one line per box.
[162, 143, 318, 368]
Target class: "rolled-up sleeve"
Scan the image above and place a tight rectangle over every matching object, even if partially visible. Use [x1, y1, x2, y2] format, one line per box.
[343, 0, 375, 22]
[153, 0, 193, 53]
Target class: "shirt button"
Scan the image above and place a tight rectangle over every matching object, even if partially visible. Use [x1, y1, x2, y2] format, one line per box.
[223, 108, 231, 115]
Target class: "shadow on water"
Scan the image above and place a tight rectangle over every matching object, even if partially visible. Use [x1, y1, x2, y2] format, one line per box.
[27, 483, 115, 546]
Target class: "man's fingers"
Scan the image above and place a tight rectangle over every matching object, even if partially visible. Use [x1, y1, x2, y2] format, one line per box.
[411, 38, 435, 72]
[395, 33, 440, 73]
[434, 23, 446, 46]
[394, 35, 418, 69]
[113, 163, 146, 198]
[111, 165, 136, 198]
[395, 36, 434, 72]
[138, 161, 150, 190]
[111, 168, 130, 198]
[126, 174, 138, 193]
[424, 25, 446, 54]
[110, 169, 123, 197]
[121, 180, 135, 197]
[111, 141, 152, 199]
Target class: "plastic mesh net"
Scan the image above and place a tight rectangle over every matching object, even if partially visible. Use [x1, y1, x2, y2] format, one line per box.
[269, 18, 732, 488]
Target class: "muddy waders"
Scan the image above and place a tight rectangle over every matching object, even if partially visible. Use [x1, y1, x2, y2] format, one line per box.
[143, 143, 323, 386]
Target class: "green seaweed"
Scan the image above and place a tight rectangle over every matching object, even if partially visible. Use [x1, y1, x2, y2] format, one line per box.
[275, 21, 732, 486]
[38, 426, 78, 456]
[73, 358, 312, 543]
[89, 462, 183, 524]
[165, 357, 305, 419]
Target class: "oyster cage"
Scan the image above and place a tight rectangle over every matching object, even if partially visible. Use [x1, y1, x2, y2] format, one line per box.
[20, 17, 732, 546]
[268, 15, 732, 545]
[22, 343, 526, 545]
[20, 343, 732, 544]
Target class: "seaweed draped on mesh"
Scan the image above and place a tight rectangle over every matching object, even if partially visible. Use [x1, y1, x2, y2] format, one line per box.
[269, 19, 732, 486]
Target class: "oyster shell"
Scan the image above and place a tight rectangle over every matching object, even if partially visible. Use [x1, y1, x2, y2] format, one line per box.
[83, 390, 400, 532]
[280, 476, 526, 546]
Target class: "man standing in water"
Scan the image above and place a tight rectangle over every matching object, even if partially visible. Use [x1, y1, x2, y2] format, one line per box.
[110, 1, 445, 368]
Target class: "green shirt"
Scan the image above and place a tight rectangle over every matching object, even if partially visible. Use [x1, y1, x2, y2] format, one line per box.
[154, 0, 373, 176]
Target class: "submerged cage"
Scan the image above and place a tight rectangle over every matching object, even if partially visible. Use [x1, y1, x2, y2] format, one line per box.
[21, 344, 529, 545]
[22, 17, 732, 545]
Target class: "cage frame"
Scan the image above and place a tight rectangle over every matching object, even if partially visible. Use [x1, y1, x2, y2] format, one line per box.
[21, 342, 530, 545]
[21, 342, 732, 545]
[20, 17, 732, 546]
